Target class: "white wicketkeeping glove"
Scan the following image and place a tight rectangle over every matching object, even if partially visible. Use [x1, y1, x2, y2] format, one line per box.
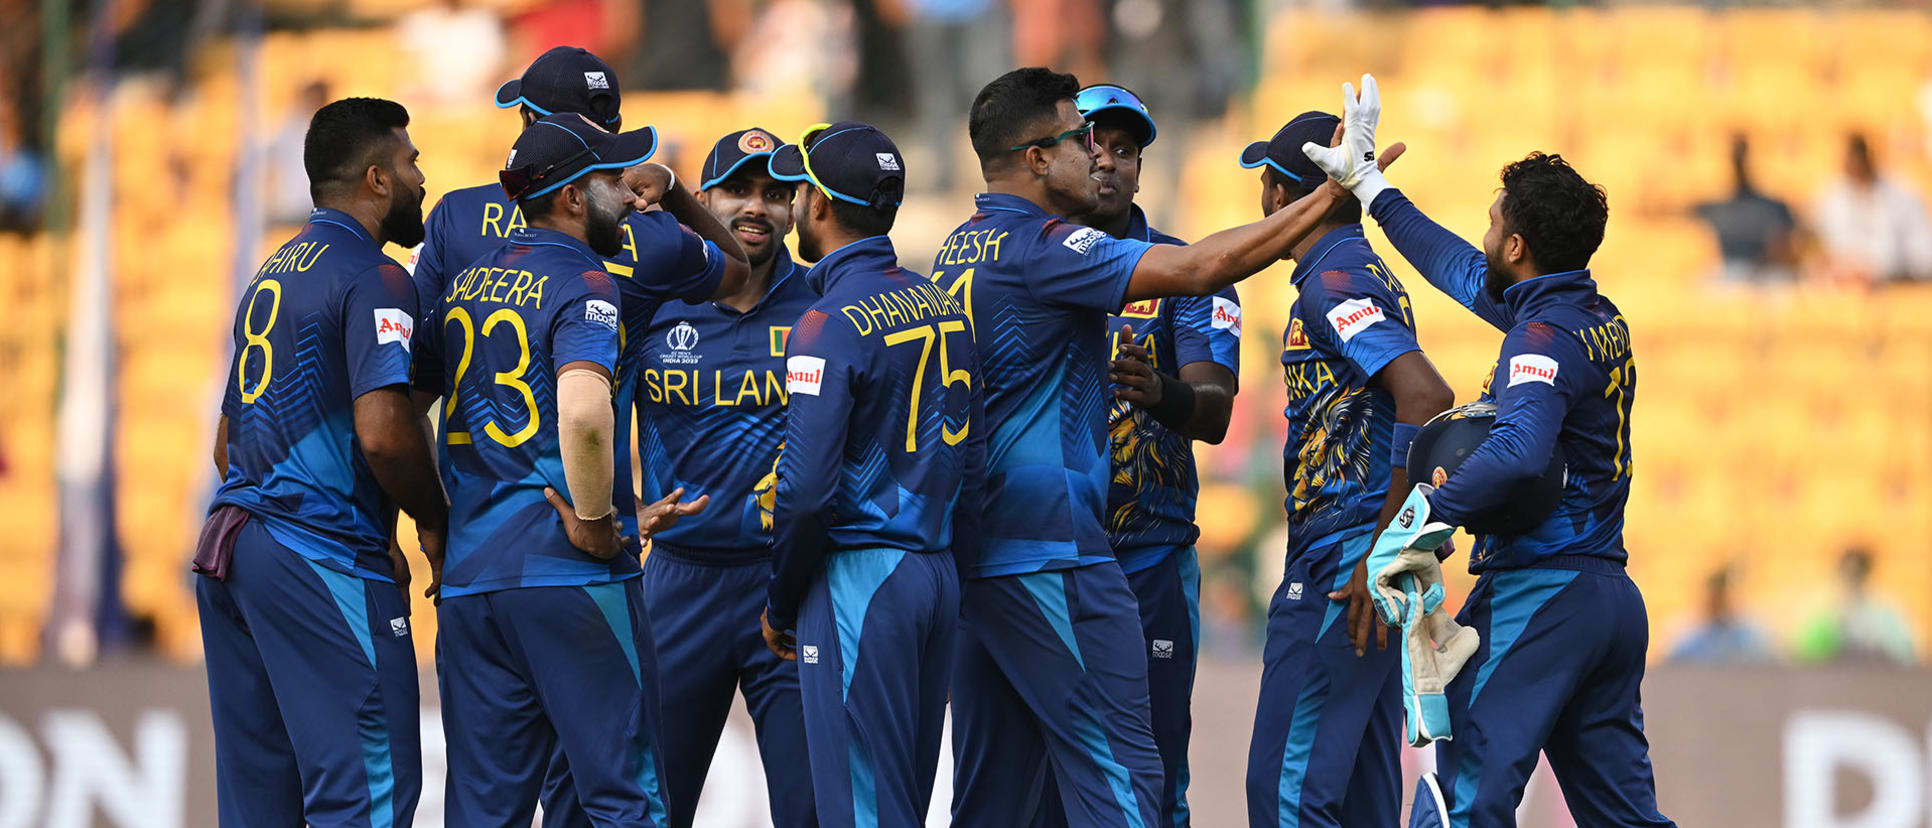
[1300, 73, 1390, 209]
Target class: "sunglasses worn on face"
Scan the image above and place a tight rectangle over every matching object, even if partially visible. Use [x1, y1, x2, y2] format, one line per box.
[1008, 121, 1096, 154]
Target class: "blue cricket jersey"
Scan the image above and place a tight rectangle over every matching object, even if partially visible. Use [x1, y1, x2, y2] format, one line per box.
[1102, 206, 1242, 572]
[636, 245, 816, 560]
[412, 182, 726, 540]
[766, 236, 986, 627]
[931, 193, 1154, 578]
[1369, 189, 1634, 572]
[1279, 225, 1422, 560]
[212, 208, 419, 582]
[431, 226, 627, 596]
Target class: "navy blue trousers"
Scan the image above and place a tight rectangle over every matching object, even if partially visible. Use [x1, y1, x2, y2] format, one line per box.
[1244, 531, 1401, 828]
[794, 548, 958, 828]
[437, 578, 669, 827]
[951, 561, 1163, 828]
[197, 519, 421, 828]
[642, 548, 815, 827]
[1436, 559, 1674, 828]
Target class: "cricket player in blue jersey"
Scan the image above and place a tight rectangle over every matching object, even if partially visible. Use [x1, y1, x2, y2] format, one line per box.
[636, 128, 819, 827]
[757, 121, 986, 828]
[1069, 83, 1243, 827]
[408, 42, 749, 554]
[1306, 75, 1673, 828]
[1233, 109, 1455, 828]
[198, 97, 443, 827]
[935, 68, 1405, 828]
[430, 114, 677, 826]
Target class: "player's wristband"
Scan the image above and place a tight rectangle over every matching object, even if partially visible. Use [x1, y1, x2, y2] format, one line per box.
[1391, 422, 1421, 468]
[1146, 372, 1197, 430]
[648, 162, 677, 194]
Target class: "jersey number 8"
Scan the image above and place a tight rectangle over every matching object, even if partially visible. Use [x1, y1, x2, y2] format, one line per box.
[236, 279, 284, 404]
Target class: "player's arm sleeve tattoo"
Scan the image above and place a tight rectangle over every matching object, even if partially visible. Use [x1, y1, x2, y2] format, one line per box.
[767, 311, 856, 630]
[1367, 189, 1512, 331]
[1428, 322, 1577, 526]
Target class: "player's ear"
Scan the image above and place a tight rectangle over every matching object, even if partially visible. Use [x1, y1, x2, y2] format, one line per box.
[365, 161, 390, 199]
[1024, 145, 1051, 177]
[1505, 233, 1528, 267]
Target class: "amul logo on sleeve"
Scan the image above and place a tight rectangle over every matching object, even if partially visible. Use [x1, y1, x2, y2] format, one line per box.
[1211, 296, 1242, 336]
[787, 355, 826, 396]
[1324, 298, 1385, 342]
[373, 309, 414, 351]
[1507, 354, 1559, 387]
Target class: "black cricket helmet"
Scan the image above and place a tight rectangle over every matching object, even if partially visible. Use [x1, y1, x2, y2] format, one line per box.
[1407, 402, 1566, 535]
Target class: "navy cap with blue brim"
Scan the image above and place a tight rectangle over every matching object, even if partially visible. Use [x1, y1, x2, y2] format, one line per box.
[499, 113, 658, 201]
[700, 127, 786, 191]
[768, 121, 905, 210]
[494, 46, 623, 127]
[1076, 84, 1157, 148]
[1239, 110, 1340, 187]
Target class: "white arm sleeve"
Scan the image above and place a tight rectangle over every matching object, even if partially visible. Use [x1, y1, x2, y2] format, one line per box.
[556, 367, 615, 521]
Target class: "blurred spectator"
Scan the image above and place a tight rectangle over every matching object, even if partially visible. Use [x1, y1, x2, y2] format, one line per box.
[1794, 547, 1917, 666]
[731, 0, 857, 107]
[1694, 135, 1798, 286]
[267, 80, 328, 226]
[397, 0, 505, 108]
[904, 0, 1010, 191]
[0, 102, 44, 233]
[1667, 568, 1777, 665]
[1812, 133, 1932, 284]
[634, 0, 731, 91]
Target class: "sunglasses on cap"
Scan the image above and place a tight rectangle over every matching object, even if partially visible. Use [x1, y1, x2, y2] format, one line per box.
[1008, 121, 1097, 154]
[1074, 84, 1148, 117]
[794, 122, 875, 207]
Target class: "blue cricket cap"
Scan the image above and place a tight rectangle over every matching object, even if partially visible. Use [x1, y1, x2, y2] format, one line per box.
[1240, 110, 1340, 186]
[769, 121, 905, 210]
[499, 113, 658, 201]
[699, 127, 786, 191]
[1076, 84, 1157, 147]
[494, 46, 623, 126]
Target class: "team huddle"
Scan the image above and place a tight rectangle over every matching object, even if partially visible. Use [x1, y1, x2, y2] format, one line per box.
[197, 44, 1674, 828]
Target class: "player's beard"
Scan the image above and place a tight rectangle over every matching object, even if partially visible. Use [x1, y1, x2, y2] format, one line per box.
[1483, 254, 1512, 302]
[381, 181, 427, 248]
[586, 194, 628, 257]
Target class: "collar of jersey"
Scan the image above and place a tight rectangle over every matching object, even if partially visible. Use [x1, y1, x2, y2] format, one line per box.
[1124, 204, 1155, 243]
[973, 192, 1051, 218]
[1289, 224, 1368, 285]
[1501, 268, 1596, 313]
[507, 225, 603, 268]
[806, 235, 896, 294]
[715, 245, 803, 316]
[307, 208, 374, 242]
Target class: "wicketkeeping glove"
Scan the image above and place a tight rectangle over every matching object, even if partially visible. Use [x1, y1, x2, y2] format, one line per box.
[1366, 483, 1479, 746]
[1300, 73, 1391, 209]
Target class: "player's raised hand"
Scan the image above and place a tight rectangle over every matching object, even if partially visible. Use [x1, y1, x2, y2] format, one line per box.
[1109, 323, 1162, 406]
[622, 162, 677, 211]
[761, 608, 797, 661]
[1302, 74, 1398, 206]
[638, 487, 710, 540]
[544, 486, 628, 560]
